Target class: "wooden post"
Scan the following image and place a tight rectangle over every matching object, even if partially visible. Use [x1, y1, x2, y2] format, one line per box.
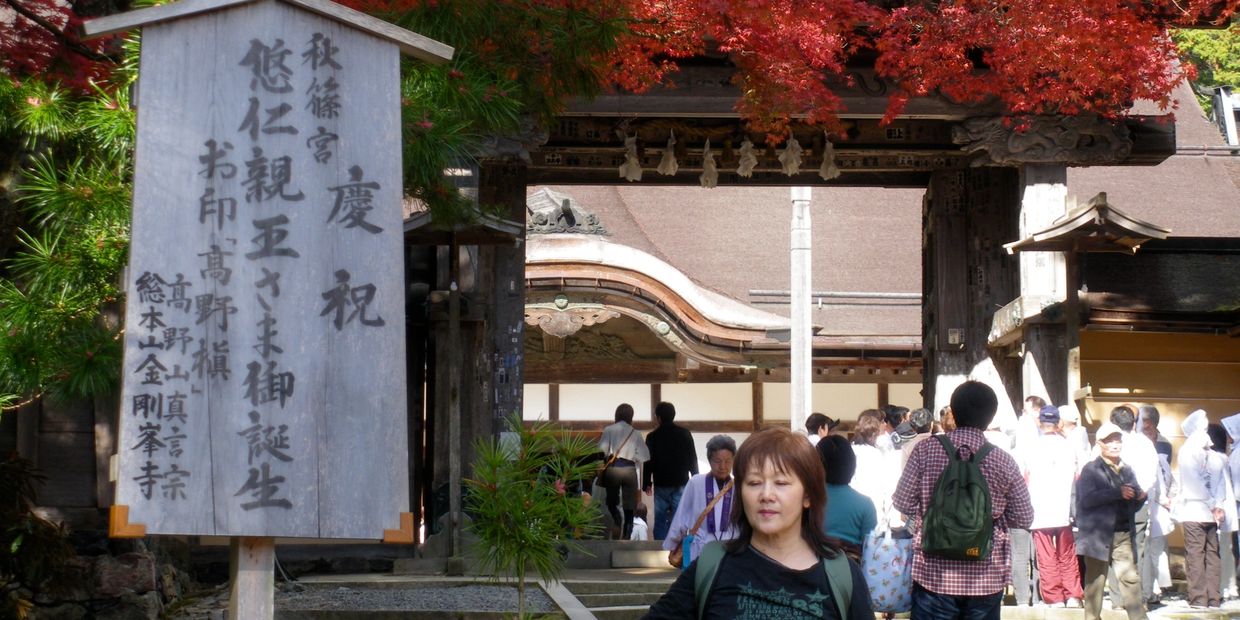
[790, 187, 813, 432]
[751, 382, 764, 431]
[15, 400, 39, 463]
[228, 537, 276, 619]
[1019, 164, 1070, 405]
[478, 159, 528, 433]
[447, 236, 462, 568]
[93, 393, 118, 508]
[923, 169, 1022, 415]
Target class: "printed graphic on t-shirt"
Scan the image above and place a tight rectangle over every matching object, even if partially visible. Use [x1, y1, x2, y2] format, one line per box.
[736, 583, 831, 618]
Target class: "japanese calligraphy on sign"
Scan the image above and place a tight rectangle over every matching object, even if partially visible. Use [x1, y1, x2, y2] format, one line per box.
[104, 0, 448, 539]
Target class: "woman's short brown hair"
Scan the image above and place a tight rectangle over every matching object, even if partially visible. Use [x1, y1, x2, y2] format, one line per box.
[852, 409, 883, 446]
[726, 427, 837, 558]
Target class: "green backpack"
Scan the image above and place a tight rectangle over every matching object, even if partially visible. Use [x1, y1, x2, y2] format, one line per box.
[921, 434, 994, 561]
[692, 540, 852, 619]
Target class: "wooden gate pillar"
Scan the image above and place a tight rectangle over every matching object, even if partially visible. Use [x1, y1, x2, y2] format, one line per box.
[423, 156, 526, 561]
[1018, 165, 1071, 406]
[922, 168, 1022, 420]
[478, 158, 529, 432]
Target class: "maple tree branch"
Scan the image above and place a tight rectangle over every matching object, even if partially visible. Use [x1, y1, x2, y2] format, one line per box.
[1, 0, 111, 62]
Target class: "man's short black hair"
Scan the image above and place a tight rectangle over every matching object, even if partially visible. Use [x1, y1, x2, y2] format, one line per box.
[1139, 404, 1161, 427]
[1024, 395, 1046, 411]
[949, 381, 998, 430]
[881, 405, 909, 429]
[1110, 406, 1136, 432]
[615, 403, 635, 424]
[816, 435, 857, 485]
[806, 412, 829, 435]
[654, 401, 676, 424]
[1209, 423, 1229, 453]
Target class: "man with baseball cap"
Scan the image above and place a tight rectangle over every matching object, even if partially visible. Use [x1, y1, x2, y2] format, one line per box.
[1076, 422, 1148, 620]
[1025, 405, 1083, 607]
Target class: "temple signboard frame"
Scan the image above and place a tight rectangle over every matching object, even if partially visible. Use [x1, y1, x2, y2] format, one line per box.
[85, 0, 451, 543]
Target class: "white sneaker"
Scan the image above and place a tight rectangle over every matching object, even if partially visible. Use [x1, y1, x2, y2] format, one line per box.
[1066, 598, 1082, 608]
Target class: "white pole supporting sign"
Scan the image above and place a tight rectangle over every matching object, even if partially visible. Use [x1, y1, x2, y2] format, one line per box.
[85, 0, 451, 541]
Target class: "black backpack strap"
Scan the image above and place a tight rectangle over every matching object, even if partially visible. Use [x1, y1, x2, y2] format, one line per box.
[971, 441, 994, 464]
[934, 434, 959, 461]
[936, 433, 994, 463]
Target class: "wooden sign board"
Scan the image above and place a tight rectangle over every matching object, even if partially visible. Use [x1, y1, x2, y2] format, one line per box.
[103, 0, 444, 539]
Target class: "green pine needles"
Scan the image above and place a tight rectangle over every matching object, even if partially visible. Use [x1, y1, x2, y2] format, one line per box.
[0, 40, 137, 409]
[465, 414, 602, 617]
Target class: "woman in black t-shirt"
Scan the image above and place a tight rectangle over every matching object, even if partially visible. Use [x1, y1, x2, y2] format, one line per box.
[643, 427, 874, 620]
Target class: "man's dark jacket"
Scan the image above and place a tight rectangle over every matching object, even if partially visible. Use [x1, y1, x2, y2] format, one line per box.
[643, 423, 697, 489]
[1075, 456, 1144, 561]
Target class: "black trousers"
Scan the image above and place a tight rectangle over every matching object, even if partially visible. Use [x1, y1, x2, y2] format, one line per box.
[601, 464, 639, 538]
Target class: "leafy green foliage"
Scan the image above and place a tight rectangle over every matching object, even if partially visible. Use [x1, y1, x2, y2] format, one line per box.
[465, 415, 601, 616]
[1174, 25, 1240, 114]
[0, 454, 77, 620]
[343, 0, 635, 225]
[0, 47, 135, 407]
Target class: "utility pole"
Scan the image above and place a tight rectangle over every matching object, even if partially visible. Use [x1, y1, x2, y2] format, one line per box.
[790, 187, 812, 433]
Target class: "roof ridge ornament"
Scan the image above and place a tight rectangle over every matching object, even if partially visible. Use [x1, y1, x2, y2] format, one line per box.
[526, 188, 608, 235]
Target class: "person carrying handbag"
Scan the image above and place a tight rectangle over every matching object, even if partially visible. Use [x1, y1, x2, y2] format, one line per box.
[598, 403, 650, 539]
[664, 435, 738, 567]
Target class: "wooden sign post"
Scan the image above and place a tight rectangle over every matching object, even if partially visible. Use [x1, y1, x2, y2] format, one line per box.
[84, 1, 450, 616]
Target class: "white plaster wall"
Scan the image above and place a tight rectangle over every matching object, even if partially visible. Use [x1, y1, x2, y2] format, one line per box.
[560, 384, 652, 421]
[690, 431, 750, 474]
[660, 383, 752, 421]
[523, 384, 551, 421]
[813, 383, 880, 422]
[764, 383, 880, 426]
[889, 383, 925, 410]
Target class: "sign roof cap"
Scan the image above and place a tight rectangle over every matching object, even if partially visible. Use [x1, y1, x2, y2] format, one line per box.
[84, 0, 453, 64]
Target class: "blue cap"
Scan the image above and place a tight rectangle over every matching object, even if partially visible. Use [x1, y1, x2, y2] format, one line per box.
[1039, 405, 1060, 424]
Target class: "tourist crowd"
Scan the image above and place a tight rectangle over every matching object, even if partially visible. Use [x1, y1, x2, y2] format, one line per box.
[593, 387, 1240, 619]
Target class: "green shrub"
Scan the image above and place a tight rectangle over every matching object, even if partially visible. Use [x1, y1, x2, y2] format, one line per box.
[465, 414, 601, 617]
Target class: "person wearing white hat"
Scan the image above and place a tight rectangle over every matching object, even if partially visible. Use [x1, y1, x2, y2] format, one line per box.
[1059, 404, 1090, 472]
[1075, 422, 1148, 620]
[1175, 409, 1229, 609]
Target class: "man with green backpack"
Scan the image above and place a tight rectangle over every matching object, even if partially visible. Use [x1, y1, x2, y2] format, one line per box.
[893, 381, 1034, 619]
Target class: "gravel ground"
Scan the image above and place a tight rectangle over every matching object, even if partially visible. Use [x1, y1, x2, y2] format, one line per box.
[167, 581, 557, 618]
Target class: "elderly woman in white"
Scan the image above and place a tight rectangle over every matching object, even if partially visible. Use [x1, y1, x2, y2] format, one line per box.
[1174, 410, 1233, 609]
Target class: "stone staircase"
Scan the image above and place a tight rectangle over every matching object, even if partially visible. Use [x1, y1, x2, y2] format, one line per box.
[560, 578, 671, 620]
[557, 540, 677, 619]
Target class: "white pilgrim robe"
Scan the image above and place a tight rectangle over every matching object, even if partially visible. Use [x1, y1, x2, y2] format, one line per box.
[662, 473, 738, 561]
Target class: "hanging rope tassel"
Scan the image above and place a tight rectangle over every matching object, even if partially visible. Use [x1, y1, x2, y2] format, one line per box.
[778, 134, 803, 176]
[657, 129, 679, 175]
[736, 138, 757, 178]
[700, 139, 718, 188]
[819, 132, 841, 181]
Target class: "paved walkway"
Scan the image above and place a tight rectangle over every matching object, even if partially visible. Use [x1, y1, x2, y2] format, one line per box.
[294, 568, 1240, 619]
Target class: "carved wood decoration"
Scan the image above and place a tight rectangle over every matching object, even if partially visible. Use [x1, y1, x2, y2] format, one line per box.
[952, 116, 1133, 166]
[525, 303, 622, 338]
